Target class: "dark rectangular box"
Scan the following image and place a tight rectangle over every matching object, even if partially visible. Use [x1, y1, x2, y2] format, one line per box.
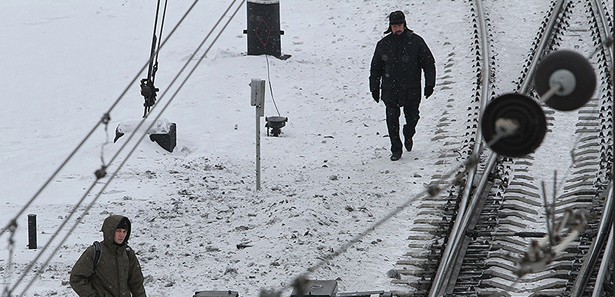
[337, 291, 391, 297]
[290, 280, 337, 297]
[194, 290, 239, 297]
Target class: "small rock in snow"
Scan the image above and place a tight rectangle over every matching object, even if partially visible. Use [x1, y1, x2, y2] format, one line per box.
[386, 269, 401, 279]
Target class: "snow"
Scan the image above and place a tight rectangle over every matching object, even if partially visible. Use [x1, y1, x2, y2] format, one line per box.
[0, 1, 609, 297]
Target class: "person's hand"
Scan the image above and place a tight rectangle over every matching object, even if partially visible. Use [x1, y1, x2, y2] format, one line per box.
[372, 90, 380, 103]
[424, 86, 434, 99]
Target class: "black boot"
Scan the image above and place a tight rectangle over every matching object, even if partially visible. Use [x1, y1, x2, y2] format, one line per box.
[404, 138, 413, 152]
[390, 151, 402, 161]
[403, 124, 413, 151]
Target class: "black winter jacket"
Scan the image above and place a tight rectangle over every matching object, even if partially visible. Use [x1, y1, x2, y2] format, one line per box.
[370, 29, 436, 94]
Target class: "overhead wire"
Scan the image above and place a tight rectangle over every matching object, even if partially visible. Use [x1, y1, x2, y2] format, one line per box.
[1, 226, 16, 297]
[149, 0, 166, 81]
[99, 0, 246, 177]
[267, 151, 484, 297]
[142, 0, 168, 117]
[7, 1, 247, 295]
[6, 166, 102, 296]
[155, 0, 169, 71]
[0, 0, 200, 238]
[265, 54, 282, 116]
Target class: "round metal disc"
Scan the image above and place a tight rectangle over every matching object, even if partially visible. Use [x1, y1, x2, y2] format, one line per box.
[481, 93, 547, 157]
[534, 50, 596, 111]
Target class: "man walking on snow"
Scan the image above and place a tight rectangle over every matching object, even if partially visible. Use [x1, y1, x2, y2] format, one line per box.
[370, 10, 436, 161]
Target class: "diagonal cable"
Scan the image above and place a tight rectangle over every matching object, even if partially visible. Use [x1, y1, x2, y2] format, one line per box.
[9, 1, 246, 294]
[0, 0, 200, 238]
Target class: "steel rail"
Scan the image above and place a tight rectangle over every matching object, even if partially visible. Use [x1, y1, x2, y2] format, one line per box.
[519, 0, 569, 95]
[588, 0, 613, 70]
[592, 184, 614, 297]
[569, 1, 614, 294]
[429, 153, 497, 297]
[428, 1, 570, 295]
[612, 2, 615, 295]
[570, 182, 614, 296]
[427, 0, 492, 294]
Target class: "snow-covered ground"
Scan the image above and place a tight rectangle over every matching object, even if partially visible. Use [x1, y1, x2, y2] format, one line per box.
[1, 1, 608, 296]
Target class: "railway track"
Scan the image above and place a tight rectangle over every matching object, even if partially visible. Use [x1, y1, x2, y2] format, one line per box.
[391, 0, 614, 296]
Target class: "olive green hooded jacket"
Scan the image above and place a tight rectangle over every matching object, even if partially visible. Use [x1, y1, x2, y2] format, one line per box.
[70, 215, 147, 297]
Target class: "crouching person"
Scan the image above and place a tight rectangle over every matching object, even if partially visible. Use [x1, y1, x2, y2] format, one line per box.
[70, 215, 147, 297]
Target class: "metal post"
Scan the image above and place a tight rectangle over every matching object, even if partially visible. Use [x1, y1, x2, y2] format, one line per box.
[256, 106, 261, 190]
[27, 214, 37, 249]
[250, 79, 266, 190]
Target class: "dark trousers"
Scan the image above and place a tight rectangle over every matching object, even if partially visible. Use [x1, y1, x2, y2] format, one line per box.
[382, 88, 421, 153]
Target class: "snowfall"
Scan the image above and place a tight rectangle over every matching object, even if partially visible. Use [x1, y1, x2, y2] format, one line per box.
[0, 0, 603, 296]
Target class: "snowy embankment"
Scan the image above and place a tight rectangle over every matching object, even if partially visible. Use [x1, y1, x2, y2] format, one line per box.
[0, 1, 478, 296]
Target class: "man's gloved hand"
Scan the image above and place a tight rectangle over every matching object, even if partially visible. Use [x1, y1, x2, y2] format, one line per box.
[372, 90, 380, 103]
[424, 86, 434, 99]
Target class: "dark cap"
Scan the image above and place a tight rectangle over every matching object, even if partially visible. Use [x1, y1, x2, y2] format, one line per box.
[389, 10, 406, 25]
[116, 217, 130, 230]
